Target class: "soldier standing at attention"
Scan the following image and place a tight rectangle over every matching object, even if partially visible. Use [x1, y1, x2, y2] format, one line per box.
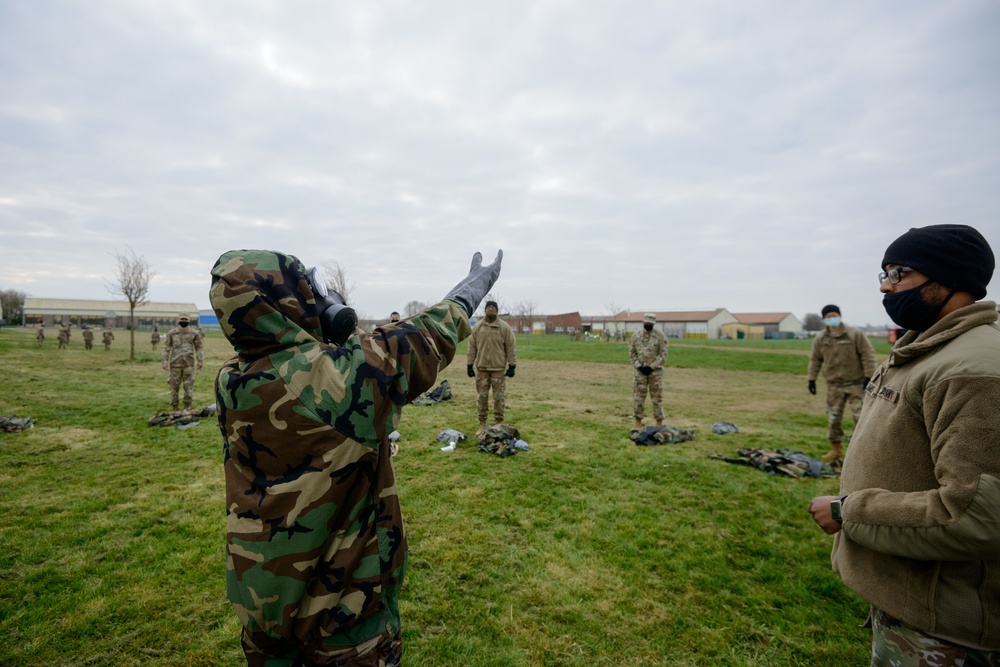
[82, 325, 94, 350]
[36, 322, 45, 347]
[57, 323, 70, 349]
[161, 313, 203, 410]
[807, 305, 877, 461]
[630, 313, 669, 430]
[151, 326, 160, 351]
[467, 300, 517, 435]
[102, 328, 115, 352]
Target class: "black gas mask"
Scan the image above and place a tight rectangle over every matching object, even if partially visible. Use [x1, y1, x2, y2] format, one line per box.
[306, 267, 358, 345]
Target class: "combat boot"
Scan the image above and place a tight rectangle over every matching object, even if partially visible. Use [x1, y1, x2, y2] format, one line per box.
[171, 404, 179, 412]
[822, 443, 843, 461]
[477, 420, 487, 437]
[632, 418, 643, 431]
[655, 418, 664, 427]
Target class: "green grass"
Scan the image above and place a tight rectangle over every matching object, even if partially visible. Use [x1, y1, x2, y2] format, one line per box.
[0, 330, 879, 666]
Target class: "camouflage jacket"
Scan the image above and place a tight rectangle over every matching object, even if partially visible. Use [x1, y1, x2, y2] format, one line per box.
[102, 330, 114, 343]
[210, 249, 471, 648]
[82, 329, 94, 342]
[466, 317, 516, 371]
[628, 329, 668, 375]
[161, 326, 203, 368]
[807, 325, 876, 384]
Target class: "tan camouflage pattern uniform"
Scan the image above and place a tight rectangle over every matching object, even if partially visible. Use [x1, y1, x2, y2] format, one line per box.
[151, 330, 160, 351]
[807, 325, 877, 445]
[57, 325, 70, 349]
[467, 315, 517, 424]
[102, 329, 114, 351]
[629, 327, 669, 421]
[36, 325, 45, 347]
[82, 328, 94, 350]
[872, 608, 1000, 666]
[162, 320, 203, 408]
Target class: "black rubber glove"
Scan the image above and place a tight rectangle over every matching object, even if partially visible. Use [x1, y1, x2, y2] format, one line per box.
[862, 377, 870, 389]
[639, 365, 653, 376]
[443, 250, 504, 317]
[808, 380, 817, 395]
[505, 365, 515, 378]
[467, 365, 475, 378]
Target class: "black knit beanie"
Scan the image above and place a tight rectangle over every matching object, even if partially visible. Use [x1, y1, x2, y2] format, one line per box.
[881, 224, 994, 299]
[821, 304, 840, 317]
[485, 300, 498, 310]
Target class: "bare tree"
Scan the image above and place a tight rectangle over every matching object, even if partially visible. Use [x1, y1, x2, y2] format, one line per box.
[803, 313, 824, 332]
[321, 261, 356, 304]
[404, 300, 429, 317]
[605, 300, 622, 337]
[0, 288, 27, 325]
[106, 246, 155, 360]
[514, 298, 538, 340]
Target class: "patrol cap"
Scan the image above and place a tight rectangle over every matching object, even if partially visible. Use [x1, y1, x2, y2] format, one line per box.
[177, 313, 190, 322]
[882, 224, 994, 300]
[643, 313, 656, 323]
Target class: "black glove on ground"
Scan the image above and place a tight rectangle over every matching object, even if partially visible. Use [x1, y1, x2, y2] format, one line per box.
[639, 365, 653, 376]
[808, 380, 817, 395]
[467, 364, 475, 378]
[443, 250, 504, 317]
[506, 365, 515, 378]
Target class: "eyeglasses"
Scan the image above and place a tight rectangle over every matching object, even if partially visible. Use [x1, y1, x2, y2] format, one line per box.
[877, 267, 913, 285]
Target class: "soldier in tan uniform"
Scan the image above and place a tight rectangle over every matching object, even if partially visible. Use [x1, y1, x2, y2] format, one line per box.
[466, 300, 517, 434]
[629, 313, 669, 430]
[57, 323, 70, 349]
[36, 323, 45, 347]
[151, 327, 160, 351]
[82, 326, 94, 350]
[161, 313, 204, 410]
[102, 328, 115, 351]
[807, 304, 877, 461]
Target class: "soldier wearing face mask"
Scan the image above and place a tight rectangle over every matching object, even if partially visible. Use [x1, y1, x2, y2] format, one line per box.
[161, 313, 204, 410]
[629, 313, 668, 431]
[809, 225, 1000, 666]
[807, 304, 877, 461]
[467, 300, 517, 435]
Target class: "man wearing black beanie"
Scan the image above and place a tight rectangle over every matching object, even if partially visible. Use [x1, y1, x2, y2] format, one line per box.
[809, 224, 1000, 662]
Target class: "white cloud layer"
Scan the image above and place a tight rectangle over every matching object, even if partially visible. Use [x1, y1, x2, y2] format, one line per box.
[2, 0, 998, 325]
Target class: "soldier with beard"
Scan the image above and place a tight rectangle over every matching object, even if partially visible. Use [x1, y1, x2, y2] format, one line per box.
[466, 300, 517, 435]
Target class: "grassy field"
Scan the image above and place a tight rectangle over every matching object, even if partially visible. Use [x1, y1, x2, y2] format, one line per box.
[0, 328, 887, 666]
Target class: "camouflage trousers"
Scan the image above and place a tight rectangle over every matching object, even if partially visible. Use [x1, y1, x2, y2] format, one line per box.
[872, 608, 1000, 666]
[475, 370, 507, 423]
[84, 340, 93, 350]
[167, 364, 195, 407]
[58, 339, 68, 349]
[242, 628, 402, 667]
[633, 372, 664, 421]
[826, 380, 865, 444]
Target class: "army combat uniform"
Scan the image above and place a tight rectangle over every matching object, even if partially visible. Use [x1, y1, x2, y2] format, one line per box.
[807, 325, 876, 449]
[57, 326, 70, 349]
[36, 325, 45, 347]
[151, 330, 160, 351]
[82, 328, 94, 350]
[102, 329, 114, 351]
[162, 321, 203, 409]
[467, 314, 517, 426]
[629, 325, 669, 424]
[210, 249, 474, 666]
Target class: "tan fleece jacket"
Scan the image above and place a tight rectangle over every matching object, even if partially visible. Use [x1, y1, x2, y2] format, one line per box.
[807, 325, 877, 384]
[832, 301, 1000, 650]
[467, 317, 516, 371]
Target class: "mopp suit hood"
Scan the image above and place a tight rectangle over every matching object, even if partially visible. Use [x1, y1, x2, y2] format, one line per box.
[209, 249, 470, 647]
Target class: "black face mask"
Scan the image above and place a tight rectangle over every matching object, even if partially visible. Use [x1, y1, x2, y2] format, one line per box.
[882, 280, 954, 332]
[179, 321, 189, 328]
[644, 323, 653, 332]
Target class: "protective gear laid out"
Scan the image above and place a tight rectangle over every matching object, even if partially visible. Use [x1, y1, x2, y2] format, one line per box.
[210, 248, 501, 666]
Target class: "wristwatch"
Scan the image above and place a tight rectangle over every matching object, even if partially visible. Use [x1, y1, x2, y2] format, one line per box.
[830, 496, 846, 525]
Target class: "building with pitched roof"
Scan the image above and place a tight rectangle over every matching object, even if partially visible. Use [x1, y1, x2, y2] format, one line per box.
[23, 297, 199, 330]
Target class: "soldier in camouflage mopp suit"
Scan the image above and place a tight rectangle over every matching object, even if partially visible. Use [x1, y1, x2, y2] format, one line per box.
[210, 248, 502, 666]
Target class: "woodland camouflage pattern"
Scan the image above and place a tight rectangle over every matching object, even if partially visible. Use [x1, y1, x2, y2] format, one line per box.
[210, 249, 470, 659]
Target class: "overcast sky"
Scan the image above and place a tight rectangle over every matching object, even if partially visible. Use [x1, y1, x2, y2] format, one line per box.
[2, 1, 998, 326]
